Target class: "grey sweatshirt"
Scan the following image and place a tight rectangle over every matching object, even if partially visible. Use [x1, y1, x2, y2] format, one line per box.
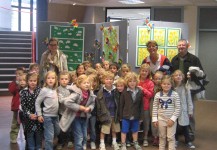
[35, 87, 59, 117]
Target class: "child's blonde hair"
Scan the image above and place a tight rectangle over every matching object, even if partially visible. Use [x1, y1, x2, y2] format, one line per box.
[115, 77, 126, 86]
[121, 64, 131, 71]
[29, 63, 39, 72]
[172, 70, 185, 86]
[85, 67, 97, 75]
[161, 75, 173, 85]
[75, 74, 90, 89]
[27, 72, 39, 86]
[139, 63, 151, 79]
[102, 71, 115, 81]
[70, 71, 77, 83]
[124, 72, 139, 86]
[59, 71, 70, 80]
[43, 71, 58, 89]
[88, 74, 99, 90]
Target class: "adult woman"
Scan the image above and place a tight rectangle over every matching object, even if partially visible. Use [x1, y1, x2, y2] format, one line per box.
[142, 40, 172, 76]
[40, 38, 68, 82]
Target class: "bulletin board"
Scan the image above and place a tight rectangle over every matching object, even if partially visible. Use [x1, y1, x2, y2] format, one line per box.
[50, 25, 85, 71]
[136, 26, 181, 67]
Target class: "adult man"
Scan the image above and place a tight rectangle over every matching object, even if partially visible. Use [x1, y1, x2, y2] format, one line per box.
[171, 39, 206, 141]
[40, 38, 68, 82]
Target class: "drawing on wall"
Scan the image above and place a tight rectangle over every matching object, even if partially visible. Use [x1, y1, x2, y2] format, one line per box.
[167, 28, 181, 47]
[138, 27, 151, 46]
[102, 26, 119, 62]
[136, 26, 181, 67]
[153, 28, 166, 47]
[166, 48, 178, 61]
[50, 25, 84, 71]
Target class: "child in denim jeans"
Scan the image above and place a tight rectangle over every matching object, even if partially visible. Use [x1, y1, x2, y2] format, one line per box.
[35, 71, 60, 150]
[59, 74, 96, 150]
[21, 73, 43, 150]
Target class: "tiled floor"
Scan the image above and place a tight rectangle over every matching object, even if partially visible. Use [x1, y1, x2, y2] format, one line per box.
[1, 96, 217, 150]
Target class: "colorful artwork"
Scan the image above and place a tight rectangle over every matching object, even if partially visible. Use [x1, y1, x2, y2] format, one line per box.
[153, 28, 166, 47]
[158, 48, 165, 56]
[103, 26, 119, 62]
[167, 28, 181, 47]
[138, 27, 151, 46]
[137, 47, 149, 66]
[166, 48, 178, 61]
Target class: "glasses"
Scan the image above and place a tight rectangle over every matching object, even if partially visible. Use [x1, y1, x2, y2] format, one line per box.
[49, 44, 58, 47]
[147, 46, 157, 49]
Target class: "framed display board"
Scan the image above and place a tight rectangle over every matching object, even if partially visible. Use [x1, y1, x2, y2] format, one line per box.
[136, 26, 181, 67]
[50, 25, 85, 71]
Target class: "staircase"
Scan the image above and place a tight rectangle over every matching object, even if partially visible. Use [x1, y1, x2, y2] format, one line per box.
[0, 31, 33, 95]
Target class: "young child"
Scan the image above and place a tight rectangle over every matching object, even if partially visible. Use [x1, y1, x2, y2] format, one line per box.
[119, 72, 144, 150]
[82, 61, 92, 70]
[59, 74, 95, 150]
[70, 70, 77, 85]
[95, 63, 102, 71]
[57, 71, 71, 149]
[35, 71, 60, 150]
[151, 71, 164, 146]
[20, 73, 43, 150]
[138, 63, 154, 147]
[29, 63, 40, 74]
[152, 75, 181, 150]
[109, 62, 120, 82]
[120, 64, 131, 78]
[102, 60, 110, 71]
[172, 70, 195, 149]
[76, 64, 85, 77]
[96, 71, 120, 150]
[8, 67, 26, 143]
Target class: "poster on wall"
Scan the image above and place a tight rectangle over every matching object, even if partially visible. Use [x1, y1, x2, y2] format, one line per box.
[50, 25, 85, 71]
[136, 26, 181, 67]
[102, 26, 119, 62]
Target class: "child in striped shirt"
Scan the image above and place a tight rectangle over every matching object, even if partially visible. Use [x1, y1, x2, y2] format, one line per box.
[152, 75, 181, 150]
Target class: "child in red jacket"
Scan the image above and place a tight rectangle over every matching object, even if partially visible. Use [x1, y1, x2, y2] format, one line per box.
[8, 67, 26, 143]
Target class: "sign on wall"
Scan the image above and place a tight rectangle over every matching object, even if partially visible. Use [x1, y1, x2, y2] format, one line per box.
[50, 25, 85, 71]
[136, 26, 181, 67]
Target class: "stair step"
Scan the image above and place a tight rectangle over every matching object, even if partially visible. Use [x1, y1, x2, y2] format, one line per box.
[0, 58, 32, 63]
[0, 31, 32, 35]
[0, 81, 11, 84]
[0, 47, 32, 52]
[0, 88, 9, 92]
[0, 38, 32, 43]
[0, 63, 30, 69]
[0, 43, 32, 48]
[0, 52, 31, 57]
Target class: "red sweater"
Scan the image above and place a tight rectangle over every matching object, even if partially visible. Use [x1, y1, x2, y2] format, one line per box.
[8, 80, 20, 111]
[138, 78, 154, 110]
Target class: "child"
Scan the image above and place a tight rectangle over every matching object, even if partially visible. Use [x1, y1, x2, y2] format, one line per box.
[70, 70, 77, 85]
[57, 71, 71, 149]
[152, 75, 181, 150]
[95, 63, 102, 71]
[20, 73, 43, 150]
[151, 71, 164, 146]
[59, 74, 95, 150]
[82, 61, 92, 70]
[85, 67, 97, 76]
[119, 72, 144, 150]
[138, 63, 154, 147]
[120, 64, 131, 78]
[109, 62, 120, 82]
[102, 60, 110, 71]
[8, 67, 26, 143]
[96, 71, 120, 150]
[35, 71, 60, 150]
[76, 64, 85, 77]
[172, 70, 195, 149]
[29, 63, 40, 74]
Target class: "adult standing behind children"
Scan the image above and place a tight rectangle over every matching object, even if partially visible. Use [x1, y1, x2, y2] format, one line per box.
[142, 40, 172, 75]
[39, 38, 68, 83]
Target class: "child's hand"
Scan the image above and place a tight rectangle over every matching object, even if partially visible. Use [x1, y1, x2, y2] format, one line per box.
[153, 121, 158, 128]
[29, 114, 37, 120]
[167, 119, 174, 127]
[38, 116, 44, 123]
[189, 114, 193, 118]
[84, 107, 91, 113]
[137, 86, 143, 90]
[79, 105, 86, 111]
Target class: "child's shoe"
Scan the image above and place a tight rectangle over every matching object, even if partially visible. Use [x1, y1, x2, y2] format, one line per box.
[175, 141, 179, 148]
[133, 141, 142, 150]
[186, 142, 195, 149]
[67, 141, 73, 148]
[83, 144, 87, 150]
[112, 142, 120, 150]
[152, 137, 159, 146]
[126, 141, 131, 147]
[56, 144, 63, 150]
[120, 143, 127, 150]
[90, 142, 96, 149]
[143, 139, 148, 147]
[10, 139, 17, 144]
[99, 143, 106, 150]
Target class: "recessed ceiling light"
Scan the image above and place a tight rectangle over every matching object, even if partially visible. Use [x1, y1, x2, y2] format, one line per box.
[119, 0, 145, 5]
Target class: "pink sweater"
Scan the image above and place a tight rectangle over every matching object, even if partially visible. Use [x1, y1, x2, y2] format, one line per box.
[138, 78, 154, 110]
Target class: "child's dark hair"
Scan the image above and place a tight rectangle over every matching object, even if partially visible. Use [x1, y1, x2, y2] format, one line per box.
[29, 63, 39, 71]
[16, 67, 26, 73]
[109, 62, 119, 70]
[59, 71, 70, 80]
[49, 37, 59, 45]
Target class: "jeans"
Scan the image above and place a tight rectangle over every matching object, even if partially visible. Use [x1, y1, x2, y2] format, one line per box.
[73, 117, 88, 150]
[89, 116, 96, 142]
[27, 131, 42, 150]
[43, 116, 60, 150]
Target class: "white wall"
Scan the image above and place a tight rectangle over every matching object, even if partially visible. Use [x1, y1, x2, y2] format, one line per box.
[0, 0, 11, 30]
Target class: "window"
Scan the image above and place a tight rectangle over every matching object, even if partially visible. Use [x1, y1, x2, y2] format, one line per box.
[11, 0, 37, 31]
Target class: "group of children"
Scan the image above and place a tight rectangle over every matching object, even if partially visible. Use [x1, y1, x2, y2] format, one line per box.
[8, 60, 196, 150]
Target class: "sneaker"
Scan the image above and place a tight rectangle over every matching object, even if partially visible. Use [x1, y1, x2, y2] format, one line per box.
[67, 141, 73, 148]
[112, 143, 120, 150]
[126, 142, 131, 147]
[120, 143, 127, 150]
[186, 142, 195, 149]
[152, 137, 159, 146]
[99, 143, 106, 150]
[90, 142, 96, 149]
[10, 139, 17, 144]
[134, 141, 142, 150]
[56, 144, 63, 150]
[83, 144, 87, 150]
[143, 139, 148, 147]
[175, 141, 179, 148]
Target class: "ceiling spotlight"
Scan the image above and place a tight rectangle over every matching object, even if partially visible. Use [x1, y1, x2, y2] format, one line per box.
[119, 0, 145, 4]
[73, 3, 76, 5]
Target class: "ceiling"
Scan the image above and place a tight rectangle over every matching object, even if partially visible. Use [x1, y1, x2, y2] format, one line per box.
[49, 0, 217, 7]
